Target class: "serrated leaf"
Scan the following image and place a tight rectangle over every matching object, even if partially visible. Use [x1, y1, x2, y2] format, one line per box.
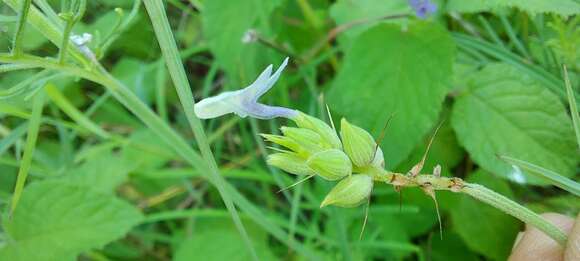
[63, 151, 133, 194]
[449, 170, 520, 261]
[451, 63, 577, 185]
[327, 22, 455, 168]
[446, 0, 580, 17]
[0, 181, 143, 261]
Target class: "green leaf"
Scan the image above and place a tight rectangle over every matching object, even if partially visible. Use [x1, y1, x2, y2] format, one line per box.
[62, 151, 133, 194]
[430, 232, 479, 261]
[202, 0, 282, 84]
[449, 170, 520, 261]
[396, 113, 465, 175]
[122, 128, 177, 171]
[0, 181, 143, 261]
[451, 63, 578, 185]
[330, 0, 408, 43]
[112, 58, 157, 104]
[327, 22, 455, 168]
[446, 0, 580, 17]
[173, 217, 276, 261]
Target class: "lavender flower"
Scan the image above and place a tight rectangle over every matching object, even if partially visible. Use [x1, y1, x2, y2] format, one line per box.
[408, 0, 437, 19]
[194, 57, 298, 120]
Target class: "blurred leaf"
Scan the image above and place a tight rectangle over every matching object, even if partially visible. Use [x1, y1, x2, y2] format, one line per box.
[276, 0, 328, 53]
[122, 129, 176, 172]
[112, 58, 157, 104]
[446, 0, 580, 16]
[62, 151, 133, 194]
[327, 22, 455, 168]
[451, 63, 578, 185]
[173, 216, 276, 261]
[330, 0, 407, 45]
[0, 180, 142, 261]
[397, 113, 465, 175]
[1, 19, 49, 51]
[429, 232, 479, 261]
[202, 0, 283, 84]
[449, 170, 520, 261]
[91, 99, 142, 128]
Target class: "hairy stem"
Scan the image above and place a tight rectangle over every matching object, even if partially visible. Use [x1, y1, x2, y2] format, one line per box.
[462, 184, 567, 245]
[372, 169, 568, 246]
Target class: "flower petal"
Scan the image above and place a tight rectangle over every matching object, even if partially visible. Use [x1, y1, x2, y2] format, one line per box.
[193, 57, 294, 120]
[246, 57, 289, 102]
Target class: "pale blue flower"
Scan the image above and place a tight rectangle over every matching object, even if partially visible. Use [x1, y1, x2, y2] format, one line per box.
[409, 0, 437, 19]
[194, 57, 298, 120]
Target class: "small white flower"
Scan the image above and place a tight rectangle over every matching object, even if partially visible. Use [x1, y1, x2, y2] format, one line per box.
[70, 33, 96, 62]
[70, 33, 93, 46]
[241, 29, 258, 44]
[194, 57, 298, 120]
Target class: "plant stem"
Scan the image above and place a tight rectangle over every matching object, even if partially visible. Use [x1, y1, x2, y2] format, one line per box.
[462, 184, 567, 245]
[372, 169, 568, 246]
[142, 1, 258, 259]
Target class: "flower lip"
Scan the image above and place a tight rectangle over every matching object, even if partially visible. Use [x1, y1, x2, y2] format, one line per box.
[194, 57, 298, 120]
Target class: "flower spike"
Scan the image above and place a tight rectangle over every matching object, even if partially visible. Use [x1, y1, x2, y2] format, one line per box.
[194, 57, 298, 120]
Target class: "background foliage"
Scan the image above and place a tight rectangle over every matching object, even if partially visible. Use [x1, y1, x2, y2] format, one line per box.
[0, 0, 579, 260]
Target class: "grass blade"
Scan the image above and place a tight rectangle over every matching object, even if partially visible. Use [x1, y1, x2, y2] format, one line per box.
[500, 155, 580, 196]
[563, 65, 580, 149]
[9, 90, 44, 216]
[142, 1, 257, 259]
[453, 33, 580, 108]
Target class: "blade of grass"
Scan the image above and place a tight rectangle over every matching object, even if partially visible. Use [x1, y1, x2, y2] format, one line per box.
[500, 155, 580, 196]
[498, 13, 531, 60]
[9, 90, 44, 216]
[11, 0, 31, 56]
[563, 65, 580, 149]
[142, 1, 257, 259]
[453, 33, 580, 108]
[477, 15, 505, 49]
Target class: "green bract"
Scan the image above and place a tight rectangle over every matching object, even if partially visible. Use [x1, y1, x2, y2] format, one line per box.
[267, 152, 316, 176]
[293, 112, 342, 150]
[320, 174, 373, 208]
[307, 149, 352, 181]
[340, 119, 377, 167]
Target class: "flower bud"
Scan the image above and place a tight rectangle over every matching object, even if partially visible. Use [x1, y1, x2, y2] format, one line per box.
[280, 127, 324, 154]
[261, 134, 302, 153]
[320, 174, 373, 208]
[266, 152, 314, 176]
[340, 119, 377, 167]
[293, 112, 342, 150]
[307, 149, 352, 181]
